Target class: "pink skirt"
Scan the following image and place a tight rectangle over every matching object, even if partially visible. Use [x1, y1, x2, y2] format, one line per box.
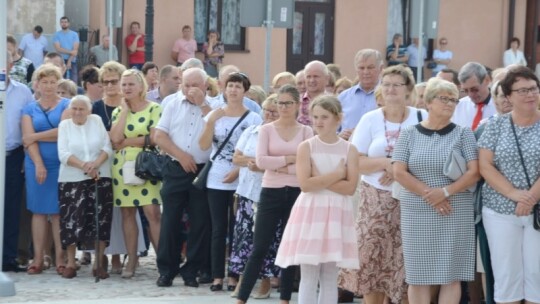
[275, 190, 359, 269]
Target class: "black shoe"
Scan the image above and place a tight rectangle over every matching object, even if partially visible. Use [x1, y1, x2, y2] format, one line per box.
[198, 272, 212, 284]
[227, 285, 236, 291]
[184, 279, 199, 288]
[2, 262, 26, 273]
[156, 275, 173, 287]
[210, 283, 223, 292]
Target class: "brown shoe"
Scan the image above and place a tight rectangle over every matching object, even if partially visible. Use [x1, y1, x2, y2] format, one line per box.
[93, 268, 110, 280]
[62, 267, 77, 279]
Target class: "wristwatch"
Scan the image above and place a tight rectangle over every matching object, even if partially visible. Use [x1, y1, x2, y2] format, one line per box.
[442, 187, 450, 198]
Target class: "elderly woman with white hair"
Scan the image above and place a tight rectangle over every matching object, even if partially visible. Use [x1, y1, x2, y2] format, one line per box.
[57, 95, 114, 279]
[393, 77, 480, 303]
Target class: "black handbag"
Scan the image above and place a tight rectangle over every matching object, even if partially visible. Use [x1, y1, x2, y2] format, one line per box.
[510, 116, 540, 230]
[192, 110, 250, 190]
[135, 135, 167, 181]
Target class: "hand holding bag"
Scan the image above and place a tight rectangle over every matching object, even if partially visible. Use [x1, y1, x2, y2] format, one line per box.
[192, 110, 250, 190]
[135, 135, 167, 181]
[443, 127, 476, 192]
[510, 116, 540, 231]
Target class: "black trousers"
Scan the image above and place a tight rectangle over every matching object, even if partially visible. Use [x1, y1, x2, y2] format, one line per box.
[237, 186, 300, 302]
[207, 188, 236, 279]
[3, 147, 25, 264]
[156, 159, 211, 281]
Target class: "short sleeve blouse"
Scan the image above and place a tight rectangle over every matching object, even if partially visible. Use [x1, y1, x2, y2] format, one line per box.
[478, 113, 540, 215]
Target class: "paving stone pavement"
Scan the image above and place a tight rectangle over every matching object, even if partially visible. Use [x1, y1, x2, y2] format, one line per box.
[0, 248, 362, 304]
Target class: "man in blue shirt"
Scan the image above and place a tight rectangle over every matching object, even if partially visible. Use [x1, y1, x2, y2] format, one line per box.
[2, 51, 34, 272]
[18, 25, 48, 69]
[53, 16, 80, 83]
[338, 49, 383, 140]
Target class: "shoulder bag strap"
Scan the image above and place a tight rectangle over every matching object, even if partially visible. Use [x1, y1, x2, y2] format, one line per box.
[211, 110, 250, 161]
[510, 115, 532, 187]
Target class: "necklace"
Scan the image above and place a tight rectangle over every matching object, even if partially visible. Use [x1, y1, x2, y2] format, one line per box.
[383, 108, 406, 158]
[102, 100, 112, 128]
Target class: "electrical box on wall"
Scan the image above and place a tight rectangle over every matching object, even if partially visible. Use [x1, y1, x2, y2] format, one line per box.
[240, 0, 294, 29]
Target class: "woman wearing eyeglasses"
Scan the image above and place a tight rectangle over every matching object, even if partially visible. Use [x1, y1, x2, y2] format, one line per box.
[339, 65, 427, 304]
[228, 94, 282, 298]
[392, 77, 479, 303]
[236, 85, 313, 304]
[199, 72, 262, 292]
[478, 66, 540, 304]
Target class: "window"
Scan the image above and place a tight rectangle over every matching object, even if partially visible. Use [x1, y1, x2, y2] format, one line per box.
[194, 0, 246, 50]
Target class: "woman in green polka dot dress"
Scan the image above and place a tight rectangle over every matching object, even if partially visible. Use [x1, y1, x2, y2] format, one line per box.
[110, 69, 162, 278]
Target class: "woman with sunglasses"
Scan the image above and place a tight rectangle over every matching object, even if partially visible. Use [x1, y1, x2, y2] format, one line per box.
[199, 72, 262, 292]
[236, 84, 313, 304]
[92, 61, 146, 275]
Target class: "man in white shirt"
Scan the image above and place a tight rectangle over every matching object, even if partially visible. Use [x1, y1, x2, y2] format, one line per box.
[18, 25, 48, 69]
[406, 38, 426, 82]
[154, 67, 215, 288]
[452, 62, 496, 130]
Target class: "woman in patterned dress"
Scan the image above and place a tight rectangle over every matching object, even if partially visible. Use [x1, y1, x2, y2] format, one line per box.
[338, 64, 427, 304]
[57, 95, 113, 279]
[393, 77, 479, 303]
[110, 69, 162, 278]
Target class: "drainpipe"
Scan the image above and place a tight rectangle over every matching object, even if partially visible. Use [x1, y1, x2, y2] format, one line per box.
[508, 0, 515, 46]
[145, 0, 154, 62]
[533, 1, 539, 69]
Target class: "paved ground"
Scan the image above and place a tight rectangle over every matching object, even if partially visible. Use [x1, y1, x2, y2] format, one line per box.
[0, 250, 361, 304]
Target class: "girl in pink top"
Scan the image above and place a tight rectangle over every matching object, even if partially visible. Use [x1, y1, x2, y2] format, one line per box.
[276, 95, 360, 304]
[236, 85, 313, 304]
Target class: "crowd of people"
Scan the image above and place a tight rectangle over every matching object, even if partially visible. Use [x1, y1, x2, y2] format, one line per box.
[4, 16, 540, 304]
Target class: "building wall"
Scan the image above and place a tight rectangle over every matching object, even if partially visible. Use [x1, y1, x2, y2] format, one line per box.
[7, 0, 529, 87]
[334, 0, 389, 81]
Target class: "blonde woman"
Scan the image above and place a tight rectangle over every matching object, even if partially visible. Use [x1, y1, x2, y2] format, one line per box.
[110, 69, 162, 278]
[22, 64, 70, 275]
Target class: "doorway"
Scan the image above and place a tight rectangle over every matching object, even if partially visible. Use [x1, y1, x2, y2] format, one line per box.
[286, 0, 334, 73]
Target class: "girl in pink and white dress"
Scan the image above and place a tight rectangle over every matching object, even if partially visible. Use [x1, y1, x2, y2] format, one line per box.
[275, 95, 360, 304]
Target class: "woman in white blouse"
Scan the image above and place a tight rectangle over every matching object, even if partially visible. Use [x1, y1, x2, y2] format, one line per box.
[503, 37, 527, 67]
[57, 95, 114, 279]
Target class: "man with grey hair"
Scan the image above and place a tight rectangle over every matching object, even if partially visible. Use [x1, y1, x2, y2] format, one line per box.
[338, 49, 383, 140]
[147, 65, 181, 104]
[154, 67, 216, 288]
[2, 50, 34, 272]
[452, 62, 496, 130]
[298, 60, 329, 126]
[160, 58, 205, 109]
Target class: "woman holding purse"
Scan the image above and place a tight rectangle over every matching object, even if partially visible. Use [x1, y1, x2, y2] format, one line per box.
[393, 77, 480, 303]
[109, 69, 162, 278]
[199, 72, 262, 291]
[478, 66, 540, 304]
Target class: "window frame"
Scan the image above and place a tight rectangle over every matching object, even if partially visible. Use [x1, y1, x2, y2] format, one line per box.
[195, 0, 246, 51]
